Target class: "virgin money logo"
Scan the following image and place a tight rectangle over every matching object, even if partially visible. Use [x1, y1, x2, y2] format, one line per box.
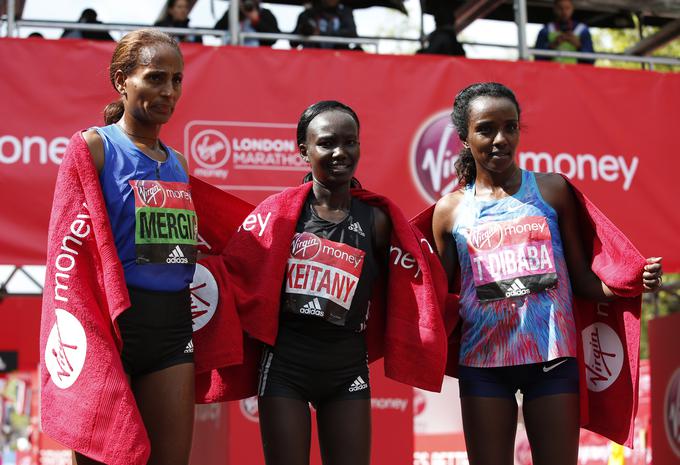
[190, 264, 218, 332]
[191, 129, 231, 169]
[410, 111, 463, 203]
[240, 396, 259, 422]
[664, 367, 680, 458]
[581, 322, 624, 392]
[45, 309, 87, 389]
[468, 223, 504, 252]
[291, 232, 321, 259]
[137, 180, 166, 208]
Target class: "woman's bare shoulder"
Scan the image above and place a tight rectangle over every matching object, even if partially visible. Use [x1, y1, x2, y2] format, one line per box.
[433, 189, 465, 232]
[434, 190, 465, 215]
[82, 129, 104, 172]
[534, 171, 572, 211]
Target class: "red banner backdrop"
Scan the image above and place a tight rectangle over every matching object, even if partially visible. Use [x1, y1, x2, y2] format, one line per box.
[649, 312, 680, 465]
[1, 38, 678, 269]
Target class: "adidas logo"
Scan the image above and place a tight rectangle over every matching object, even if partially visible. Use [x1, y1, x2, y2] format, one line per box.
[184, 339, 194, 354]
[299, 298, 323, 317]
[347, 221, 365, 237]
[505, 278, 530, 298]
[348, 375, 368, 392]
[167, 245, 189, 264]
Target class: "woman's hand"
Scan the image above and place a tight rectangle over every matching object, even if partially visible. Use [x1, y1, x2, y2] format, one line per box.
[642, 257, 663, 292]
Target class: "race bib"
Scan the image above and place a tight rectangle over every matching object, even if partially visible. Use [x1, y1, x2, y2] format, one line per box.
[130, 180, 197, 265]
[466, 216, 557, 302]
[285, 231, 365, 326]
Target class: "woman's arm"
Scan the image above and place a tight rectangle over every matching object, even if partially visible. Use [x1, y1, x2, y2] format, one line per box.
[372, 206, 392, 269]
[536, 173, 663, 300]
[82, 129, 105, 173]
[432, 192, 463, 293]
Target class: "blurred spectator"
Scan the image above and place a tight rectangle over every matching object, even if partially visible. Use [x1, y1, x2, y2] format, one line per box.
[61, 8, 113, 41]
[535, 0, 594, 64]
[155, 0, 202, 44]
[214, 0, 280, 47]
[416, 4, 465, 57]
[291, 0, 360, 50]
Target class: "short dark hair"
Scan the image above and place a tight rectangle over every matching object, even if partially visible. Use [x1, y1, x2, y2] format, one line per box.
[297, 100, 362, 187]
[296, 100, 360, 146]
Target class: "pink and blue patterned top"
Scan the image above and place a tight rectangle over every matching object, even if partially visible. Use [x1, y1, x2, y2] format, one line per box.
[452, 170, 577, 367]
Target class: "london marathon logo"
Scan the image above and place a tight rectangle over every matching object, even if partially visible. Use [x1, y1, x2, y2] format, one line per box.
[410, 111, 463, 203]
[185, 121, 305, 191]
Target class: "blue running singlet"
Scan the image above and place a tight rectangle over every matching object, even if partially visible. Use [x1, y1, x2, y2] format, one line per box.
[95, 124, 196, 292]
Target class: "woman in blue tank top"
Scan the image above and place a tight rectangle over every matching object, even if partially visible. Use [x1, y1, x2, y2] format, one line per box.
[431, 82, 663, 465]
[75, 30, 196, 465]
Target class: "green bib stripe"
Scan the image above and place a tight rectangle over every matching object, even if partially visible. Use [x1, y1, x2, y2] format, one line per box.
[135, 207, 198, 245]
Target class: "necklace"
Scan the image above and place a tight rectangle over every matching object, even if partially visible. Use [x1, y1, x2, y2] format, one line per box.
[117, 124, 163, 153]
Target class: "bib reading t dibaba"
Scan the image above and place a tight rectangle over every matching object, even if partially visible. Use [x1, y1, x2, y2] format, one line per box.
[466, 215, 557, 302]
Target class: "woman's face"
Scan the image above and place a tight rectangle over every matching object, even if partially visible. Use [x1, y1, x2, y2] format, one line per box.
[116, 44, 184, 126]
[301, 110, 360, 187]
[169, 0, 190, 21]
[464, 96, 520, 175]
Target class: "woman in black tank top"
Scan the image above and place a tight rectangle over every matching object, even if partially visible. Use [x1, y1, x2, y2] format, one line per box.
[257, 101, 392, 465]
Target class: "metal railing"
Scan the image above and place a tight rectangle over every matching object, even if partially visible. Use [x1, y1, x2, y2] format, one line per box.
[1, 0, 679, 66]
[4, 18, 381, 50]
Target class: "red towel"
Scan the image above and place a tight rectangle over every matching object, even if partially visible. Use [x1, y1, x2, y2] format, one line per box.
[195, 182, 448, 401]
[410, 176, 645, 447]
[569, 181, 644, 447]
[189, 177, 253, 375]
[40, 134, 255, 462]
[40, 132, 148, 465]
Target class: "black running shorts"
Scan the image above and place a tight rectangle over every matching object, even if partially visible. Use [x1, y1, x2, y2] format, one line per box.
[258, 320, 370, 408]
[118, 286, 194, 376]
[458, 357, 579, 402]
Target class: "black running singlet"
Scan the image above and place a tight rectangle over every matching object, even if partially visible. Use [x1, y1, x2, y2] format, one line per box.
[281, 196, 378, 332]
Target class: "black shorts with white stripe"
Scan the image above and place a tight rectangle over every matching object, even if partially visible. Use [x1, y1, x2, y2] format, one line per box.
[258, 345, 371, 409]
